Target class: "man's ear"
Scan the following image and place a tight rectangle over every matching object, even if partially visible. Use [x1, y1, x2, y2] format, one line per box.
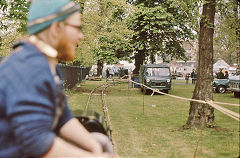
[49, 22, 62, 38]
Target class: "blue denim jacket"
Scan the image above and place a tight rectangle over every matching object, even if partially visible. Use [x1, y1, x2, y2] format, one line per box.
[0, 42, 73, 157]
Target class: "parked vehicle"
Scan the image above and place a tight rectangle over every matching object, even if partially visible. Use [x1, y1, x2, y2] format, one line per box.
[139, 64, 172, 94]
[228, 75, 240, 98]
[213, 79, 229, 93]
[171, 72, 182, 79]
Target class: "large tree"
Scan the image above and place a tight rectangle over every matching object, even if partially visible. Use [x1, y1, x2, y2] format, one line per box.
[127, 0, 195, 75]
[77, 0, 133, 72]
[214, 0, 239, 65]
[95, 0, 133, 75]
[185, 0, 216, 129]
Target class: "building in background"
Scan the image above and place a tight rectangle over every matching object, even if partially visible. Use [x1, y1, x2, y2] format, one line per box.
[155, 40, 198, 77]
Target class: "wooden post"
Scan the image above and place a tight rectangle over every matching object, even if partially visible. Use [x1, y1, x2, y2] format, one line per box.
[142, 93, 144, 115]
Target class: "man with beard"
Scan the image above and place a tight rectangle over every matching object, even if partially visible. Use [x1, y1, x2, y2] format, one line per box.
[0, 0, 117, 157]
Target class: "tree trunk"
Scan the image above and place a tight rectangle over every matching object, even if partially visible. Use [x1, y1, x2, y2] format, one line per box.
[133, 49, 145, 75]
[185, 0, 216, 129]
[97, 60, 103, 76]
[150, 51, 155, 64]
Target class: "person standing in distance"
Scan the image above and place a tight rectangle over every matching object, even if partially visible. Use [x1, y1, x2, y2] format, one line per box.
[0, 0, 117, 157]
[191, 69, 197, 84]
[216, 68, 224, 79]
[224, 71, 229, 79]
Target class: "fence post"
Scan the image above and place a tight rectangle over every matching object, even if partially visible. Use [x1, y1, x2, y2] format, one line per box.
[142, 93, 144, 115]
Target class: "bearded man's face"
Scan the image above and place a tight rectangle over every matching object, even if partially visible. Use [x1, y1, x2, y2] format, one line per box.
[56, 12, 83, 61]
[56, 35, 76, 61]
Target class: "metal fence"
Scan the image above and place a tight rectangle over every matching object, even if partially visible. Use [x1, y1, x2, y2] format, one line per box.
[57, 63, 90, 89]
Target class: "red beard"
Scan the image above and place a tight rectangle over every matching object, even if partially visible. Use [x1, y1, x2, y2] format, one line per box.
[56, 36, 76, 61]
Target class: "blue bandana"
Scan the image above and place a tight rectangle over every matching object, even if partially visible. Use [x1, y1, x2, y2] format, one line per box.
[27, 0, 81, 35]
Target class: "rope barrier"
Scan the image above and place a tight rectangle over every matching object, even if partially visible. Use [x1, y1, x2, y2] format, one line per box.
[101, 84, 118, 153]
[129, 79, 240, 122]
[84, 82, 117, 153]
[212, 101, 239, 107]
[86, 78, 238, 158]
[206, 101, 239, 121]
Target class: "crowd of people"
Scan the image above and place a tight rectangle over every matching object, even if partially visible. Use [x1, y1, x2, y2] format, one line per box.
[184, 69, 197, 84]
[216, 69, 229, 79]
[184, 68, 230, 85]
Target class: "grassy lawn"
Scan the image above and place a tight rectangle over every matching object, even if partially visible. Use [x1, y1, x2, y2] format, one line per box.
[66, 79, 239, 158]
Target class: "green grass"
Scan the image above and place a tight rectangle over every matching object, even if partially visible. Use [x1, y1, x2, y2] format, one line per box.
[66, 79, 239, 158]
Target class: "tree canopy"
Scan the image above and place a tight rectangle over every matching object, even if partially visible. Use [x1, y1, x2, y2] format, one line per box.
[0, 0, 238, 68]
[0, 0, 29, 32]
[127, 0, 195, 74]
[214, 0, 239, 64]
[0, 0, 29, 56]
[77, 0, 134, 67]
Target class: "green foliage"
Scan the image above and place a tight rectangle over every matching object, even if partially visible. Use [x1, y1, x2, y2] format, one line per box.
[96, 21, 134, 64]
[95, 0, 134, 64]
[76, 0, 134, 66]
[0, 0, 29, 33]
[0, 31, 23, 56]
[0, 0, 29, 56]
[214, 0, 239, 64]
[8, 0, 29, 32]
[0, 0, 10, 30]
[74, 0, 87, 11]
[175, 0, 202, 34]
[128, 0, 195, 64]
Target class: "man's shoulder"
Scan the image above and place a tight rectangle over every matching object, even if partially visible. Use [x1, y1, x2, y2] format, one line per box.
[15, 41, 46, 61]
[1, 42, 48, 69]
[0, 42, 52, 85]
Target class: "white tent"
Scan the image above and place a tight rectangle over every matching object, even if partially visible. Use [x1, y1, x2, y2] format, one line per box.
[213, 60, 230, 73]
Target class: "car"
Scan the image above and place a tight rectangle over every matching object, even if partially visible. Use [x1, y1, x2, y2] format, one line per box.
[139, 64, 172, 95]
[228, 75, 240, 98]
[213, 79, 229, 93]
[171, 72, 182, 79]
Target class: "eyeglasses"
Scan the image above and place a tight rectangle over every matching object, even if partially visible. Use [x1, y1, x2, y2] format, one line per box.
[63, 22, 82, 31]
